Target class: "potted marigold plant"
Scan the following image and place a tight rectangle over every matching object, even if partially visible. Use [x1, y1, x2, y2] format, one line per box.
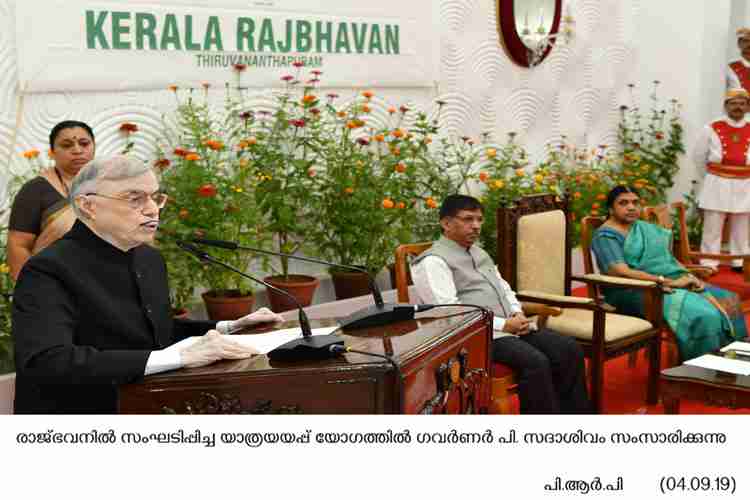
[309, 90, 425, 299]
[156, 85, 268, 320]
[0, 225, 14, 374]
[234, 64, 326, 311]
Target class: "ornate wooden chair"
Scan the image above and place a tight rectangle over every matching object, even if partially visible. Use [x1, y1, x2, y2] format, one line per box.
[497, 194, 664, 413]
[580, 215, 679, 369]
[393, 242, 562, 414]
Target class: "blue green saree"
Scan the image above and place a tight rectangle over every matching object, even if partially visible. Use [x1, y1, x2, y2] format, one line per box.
[591, 220, 747, 360]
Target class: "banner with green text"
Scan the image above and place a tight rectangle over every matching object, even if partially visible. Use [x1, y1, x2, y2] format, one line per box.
[15, 0, 438, 93]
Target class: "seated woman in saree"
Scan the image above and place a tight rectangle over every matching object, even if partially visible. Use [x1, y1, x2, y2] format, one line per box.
[7, 120, 96, 280]
[591, 185, 747, 361]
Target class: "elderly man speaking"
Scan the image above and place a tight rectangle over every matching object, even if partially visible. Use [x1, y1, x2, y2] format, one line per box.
[12, 155, 282, 414]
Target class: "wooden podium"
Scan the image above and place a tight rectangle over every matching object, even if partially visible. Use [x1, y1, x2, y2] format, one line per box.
[119, 307, 492, 414]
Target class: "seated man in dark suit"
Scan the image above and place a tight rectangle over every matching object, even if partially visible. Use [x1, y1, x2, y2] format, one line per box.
[12, 155, 282, 414]
[411, 194, 591, 414]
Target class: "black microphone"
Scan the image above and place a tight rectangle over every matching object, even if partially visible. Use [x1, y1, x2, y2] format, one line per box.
[176, 241, 344, 361]
[192, 238, 420, 330]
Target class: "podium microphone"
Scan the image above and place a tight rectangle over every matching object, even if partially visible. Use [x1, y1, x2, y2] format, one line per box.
[192, 238, 418, 330]
[176, 241, 343, 361]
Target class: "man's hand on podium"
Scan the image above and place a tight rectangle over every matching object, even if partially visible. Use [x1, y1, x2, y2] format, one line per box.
[216, 307, 284, 334]
[179, 330, 259, 368]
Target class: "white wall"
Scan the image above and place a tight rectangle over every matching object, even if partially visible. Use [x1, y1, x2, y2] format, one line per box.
[1, 0, 741, 207]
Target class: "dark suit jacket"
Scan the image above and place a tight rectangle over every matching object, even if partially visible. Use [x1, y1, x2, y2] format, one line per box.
[12, 221, 214, 414]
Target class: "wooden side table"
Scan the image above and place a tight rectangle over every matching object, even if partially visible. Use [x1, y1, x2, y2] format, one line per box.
[660, 362, 750, 414]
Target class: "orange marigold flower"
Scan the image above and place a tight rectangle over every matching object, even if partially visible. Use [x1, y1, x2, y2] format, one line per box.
[120, 122, 138, 134]
[362, 90, 374, 99]
[154, 158, 171, 170]
[395, 162, 407, 173]
[425, 197, 438, 209]
[479, 172, 490, 182]
[337, 111, 347, 118]
[382, 198, 394, 209]
[361, 104, 372, 113]
[391, 146, 401, 156]
[591, 203, 600, 210]
[596, 193, 607, 201]
[387, 106, 397, 114]
[196, 183, 217, 198]
[174, 147, 189, 157]
[515, 168, 525, 177]
[374, 133, 385, 142]
[633, 182, 644, 189]
[22, 149, 40, 159]
[423, 136, 432, 144]
[391, 128, 405, 138]
[204, 140, 224, 151]
[573, 191, 582, 199]
[178, 208, 189, 220]
[301, 94, 318, 104]
[185, 153, 201, 162]
[344, 187, 355, 194]
[396, 202, 406, 209]
[168, 85, 178, 92]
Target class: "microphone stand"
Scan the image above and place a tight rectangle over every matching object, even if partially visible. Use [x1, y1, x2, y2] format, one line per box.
[176, 241, 344, 361]
[192, 238, 418, 330]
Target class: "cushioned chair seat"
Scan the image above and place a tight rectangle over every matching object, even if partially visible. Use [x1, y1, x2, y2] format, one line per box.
[547, 308, 654, 342]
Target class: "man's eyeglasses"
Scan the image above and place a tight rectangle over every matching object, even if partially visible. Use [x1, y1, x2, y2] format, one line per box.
[86, 191, 168, 210]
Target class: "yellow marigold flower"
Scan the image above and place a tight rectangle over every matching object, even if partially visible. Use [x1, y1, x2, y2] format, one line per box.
[0, 263, 10, 274]
[515, 168, 525, 177]
[534, 174, 544, 183]
[493, 180, 505, 189]
[486, 148, 497, 159]
[22, 149, 40, 159]
[239, 158, 249, 168]
[636, 178, 649, 184]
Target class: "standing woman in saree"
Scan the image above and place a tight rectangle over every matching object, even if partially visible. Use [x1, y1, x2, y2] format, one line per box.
[7, 121, 95, 280]
[591, 186, 747, 361]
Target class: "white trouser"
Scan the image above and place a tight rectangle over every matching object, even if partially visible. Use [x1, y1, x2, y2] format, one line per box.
[700, 210, 750, 268]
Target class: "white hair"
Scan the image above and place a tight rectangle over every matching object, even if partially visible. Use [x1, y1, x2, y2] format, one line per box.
[70, 155, 154, 217]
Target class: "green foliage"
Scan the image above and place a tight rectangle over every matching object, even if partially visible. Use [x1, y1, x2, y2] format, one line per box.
[156, 88, 268, 300]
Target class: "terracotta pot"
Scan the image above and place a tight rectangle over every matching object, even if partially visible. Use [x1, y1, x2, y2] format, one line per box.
[172, 307, 190, 319]
[330, 270, 371, 300]
[201, 290, 255, 321]
[263, 274, 320, 312]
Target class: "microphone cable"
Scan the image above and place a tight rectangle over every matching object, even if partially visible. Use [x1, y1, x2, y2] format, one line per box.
[330, 344, 404, 410]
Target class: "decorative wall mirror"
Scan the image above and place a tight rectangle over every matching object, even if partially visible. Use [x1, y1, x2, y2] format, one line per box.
[497, 0, 567, 68]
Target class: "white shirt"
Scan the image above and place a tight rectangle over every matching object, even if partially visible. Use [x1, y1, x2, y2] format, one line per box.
[693, 115, 750, 212]
[411, 254, 525, 339]
[727, 58, 750, 90]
